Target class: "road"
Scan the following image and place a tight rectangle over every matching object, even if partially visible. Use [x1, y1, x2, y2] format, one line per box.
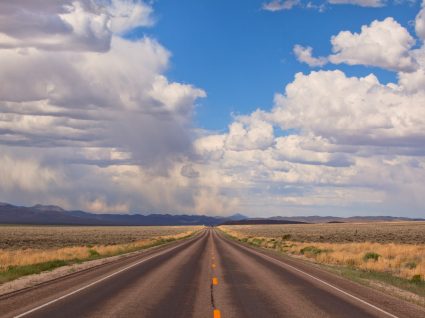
[0, 228, 424, 318]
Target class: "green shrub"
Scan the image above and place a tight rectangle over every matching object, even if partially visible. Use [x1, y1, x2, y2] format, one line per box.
[2, 260, 69, 283]
[88, 249, 100, 257]
[251, 238, 264, 246]
[405, 261, 417, 269]
[281, 234, 292, 240]
[363, 252, 380, 262]
[300, 246, 322, 255]
[411, 274, 422, 283]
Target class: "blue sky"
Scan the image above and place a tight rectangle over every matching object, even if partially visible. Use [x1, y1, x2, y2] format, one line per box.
[126, 0, 423, 130]
[1, 0, 425, 217]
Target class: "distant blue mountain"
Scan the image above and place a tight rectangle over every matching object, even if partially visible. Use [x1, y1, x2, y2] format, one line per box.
[0, 203, 246, 226]
[226, 213, 248, 221]
[1, 203, 421, 226]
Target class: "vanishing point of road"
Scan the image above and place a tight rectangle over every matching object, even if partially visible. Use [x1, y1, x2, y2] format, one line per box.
[0, 229, 424, 318]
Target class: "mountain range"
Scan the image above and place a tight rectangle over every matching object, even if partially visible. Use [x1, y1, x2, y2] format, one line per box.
[0, 202, 423, 226]
[0, 203, 245, 226]
[223, 215, 424, 225]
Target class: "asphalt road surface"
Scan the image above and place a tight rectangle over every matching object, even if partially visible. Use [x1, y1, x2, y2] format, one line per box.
[1, 228, 424, 318]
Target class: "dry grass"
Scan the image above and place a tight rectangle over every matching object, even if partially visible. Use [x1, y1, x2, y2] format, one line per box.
[0, 225, 201, 250]
[219, 224, 425, 281]
[0, 226, 201, 271]
[219, 222, 425, 244]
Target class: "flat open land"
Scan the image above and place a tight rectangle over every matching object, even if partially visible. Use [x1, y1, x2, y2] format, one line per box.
[1, 229, 424, 318]
[219, 221, 425, 244]
[219, 222, 425, 302]
[0, 225, 201, 250]
[0, 225, 202, 283]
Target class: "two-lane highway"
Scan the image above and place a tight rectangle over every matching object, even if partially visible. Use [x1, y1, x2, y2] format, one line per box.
[0, 229, 424, 318]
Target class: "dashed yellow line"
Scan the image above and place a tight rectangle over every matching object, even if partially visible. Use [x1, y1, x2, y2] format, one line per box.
[212, 263, 216, 269]
[212, 277, 218, 285]
[213, 309, 221, 318]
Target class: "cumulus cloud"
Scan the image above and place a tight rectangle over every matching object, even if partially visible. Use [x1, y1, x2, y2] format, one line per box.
[293, 45, 327, 67]
[1, 0, 425, 217]
[224, 111, 275, 151]
[329, 17, 418, 72]
[193, 8, 425, 216]
[0, 1, 216, 214]
[0, 1, 110, 51]
[398, 47, 425, 93]
[272, 70, 425, 147]
[108, 0, 154, 33]
[193, 64, 425, 216]
[416, 0, 425, 41]
[0, 0, 154, 51]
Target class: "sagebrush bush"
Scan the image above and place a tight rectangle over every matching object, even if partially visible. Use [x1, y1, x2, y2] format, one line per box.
[405, 261, 417, 269]
[219, 226, 425, 280]
[300, 246, 323, 255]
[411, 274, 422, 283]
[363, 252, 380, 262]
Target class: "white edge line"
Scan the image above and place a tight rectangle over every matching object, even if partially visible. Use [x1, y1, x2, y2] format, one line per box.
[227, 235, 400, 318]
[14, 232, 204, 318]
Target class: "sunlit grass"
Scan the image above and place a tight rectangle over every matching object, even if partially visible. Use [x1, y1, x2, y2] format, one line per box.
[219, 226, 425, 280]
[0, 229, 200, 284]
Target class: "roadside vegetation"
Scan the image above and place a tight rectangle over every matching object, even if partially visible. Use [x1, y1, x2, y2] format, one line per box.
[219, 223, 425, 303]
[219, 222, 425, 244]
[0, 226, 202, 284]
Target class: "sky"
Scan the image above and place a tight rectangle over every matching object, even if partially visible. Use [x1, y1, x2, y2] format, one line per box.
[0, 0, 425, 217]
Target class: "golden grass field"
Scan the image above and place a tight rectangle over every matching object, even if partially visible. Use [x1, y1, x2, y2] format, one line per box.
[0, 226, 202, 275]
[219, 223, 425, 281]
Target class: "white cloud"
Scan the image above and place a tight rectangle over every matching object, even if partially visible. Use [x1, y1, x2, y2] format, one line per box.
[272, 70, 425, 145]
[148, 75, 206, 115]
[293, 44, 327, 67]
[416, 0, 425, 41]
[0, 154, 60, 193]
[108, 0, 154, 34]
[328, 0, 386, 7]
[263, 0, 387, 12]
[0, 1, 218, 215]
[1, 1, 425, 217]
[262, 0, 419, 13]
[83, 197, 130, 213]
[262, 0, 301, 11]
[194, 134, 226, 161]
[0, 1, 110, 51]
[192, 50, 425, 216]
[329, 17, 418, 72]
[0, 1, 154, 51]
[398, 47, 425, 92]
[224, 111, 275, 151]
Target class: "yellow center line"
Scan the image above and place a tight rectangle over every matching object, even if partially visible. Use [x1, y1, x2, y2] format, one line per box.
[212, 277, 218, 285]
[212, 263, 216, 269]
[213, 309, 221, 318]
